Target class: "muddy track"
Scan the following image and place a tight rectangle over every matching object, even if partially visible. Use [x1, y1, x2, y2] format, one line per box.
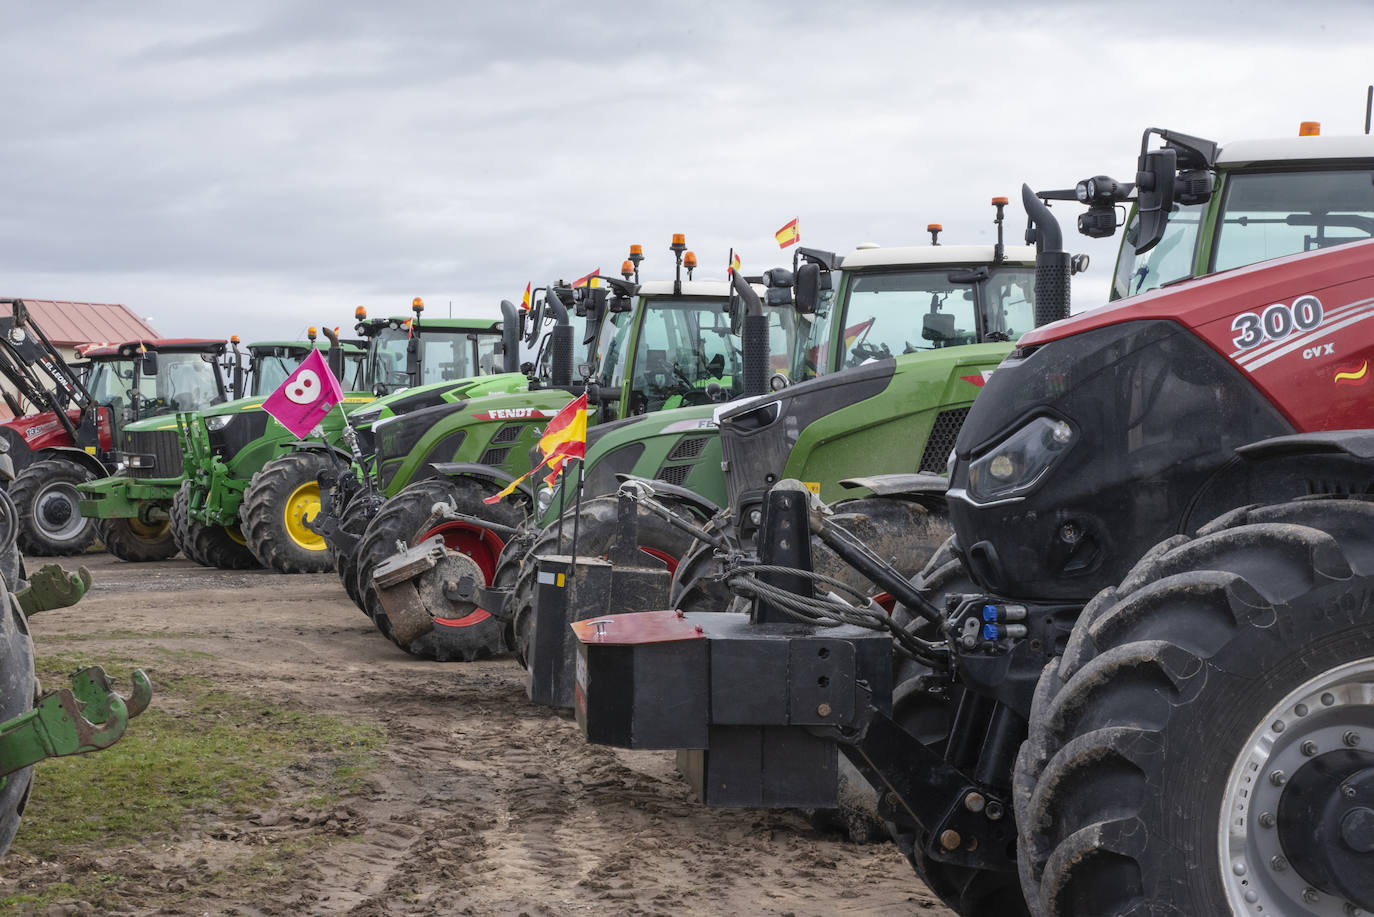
[7, 554, 952, 916]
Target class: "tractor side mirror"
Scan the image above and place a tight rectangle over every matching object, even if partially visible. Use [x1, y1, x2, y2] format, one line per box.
[794, 262, 821, 314]
[609, 293, 633, 313]
[1133, 148, 1177, 255]
[140, 352, 158, 376]
[922, 312, 956, 342]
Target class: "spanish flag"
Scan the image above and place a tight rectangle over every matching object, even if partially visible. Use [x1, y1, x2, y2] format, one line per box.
[520, 282, 532, 311]
[572, 269, 601, 289]
[483, 393, 590, 503]
[729, 251, 741, 276]
[775, 217, 799, 249]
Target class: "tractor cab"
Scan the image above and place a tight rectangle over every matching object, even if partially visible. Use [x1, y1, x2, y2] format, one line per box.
[80, 339, 228, 432]
[356, 300, 504, 396]
[1033, 125, 1374, 301]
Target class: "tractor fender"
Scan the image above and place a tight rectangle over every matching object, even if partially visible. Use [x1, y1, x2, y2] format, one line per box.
[837, 473, 948, 511]
[33, 446, 107, 480]
[286, 440, 353, 463]
[422, 461, 536, 504]
[612, 473, 721, 522]
[1235, 430, 1374, 461]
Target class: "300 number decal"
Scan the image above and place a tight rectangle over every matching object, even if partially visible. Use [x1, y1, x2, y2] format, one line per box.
[1231, 295, 1323, 350]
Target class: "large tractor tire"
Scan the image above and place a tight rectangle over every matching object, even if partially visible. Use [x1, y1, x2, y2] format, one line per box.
[354, 476, 525, 661]
[0, 490, 24, 591]
[1014, 496, 1374, 917]
[499, 495, 698, 668]
[0, 582, 37, 857]
[242, 453, 335, 574]
[97, 516, 177, 562]
[170, 482, 260, 570]
[10, 459, 99, 557]
[335, 493, 384, 608]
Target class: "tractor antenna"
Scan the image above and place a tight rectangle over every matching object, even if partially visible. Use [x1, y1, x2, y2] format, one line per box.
[1365, 85, 1372, 135]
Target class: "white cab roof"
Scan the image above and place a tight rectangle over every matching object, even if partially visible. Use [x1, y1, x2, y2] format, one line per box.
[839, 243, 1037, 269]
[1217, 134, 1374, 168]
[636, 279, 764, 298]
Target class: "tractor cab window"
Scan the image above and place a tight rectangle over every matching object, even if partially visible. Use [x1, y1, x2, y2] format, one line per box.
[342, 351, 367, 390]
[475, 334, 502, 374]
[160, 353, 220, 413]
[415, 331, 478, 385]
[981, 267, 1037, 341]
[837, 269, 981, 368]
[1111, 202, 1205, 301]
[86, 359, 138, 418]
[613, 298, 740, 414]
[594, 308, 636, 388]
[252, 352, 300, 397]
[790, 283, 840, 383]
[1211, 169, 1374, 273]
[370, 327, 412, 389]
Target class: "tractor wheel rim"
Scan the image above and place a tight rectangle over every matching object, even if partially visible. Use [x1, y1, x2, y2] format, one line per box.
[33, 482, 86, 541]
[128, 517, 169, 540]
[283, 481, 326, 551]
[1219, 656, 1374, 915]
[225, 525, 248, 546]
[421, 521, 504, 627]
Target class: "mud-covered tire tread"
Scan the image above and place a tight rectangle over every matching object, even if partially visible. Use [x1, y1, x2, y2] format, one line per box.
[11, 458, 99, 556]
[354, 476, 526, 661]
[98, 516, 178, 562]
[505, 495, 698, 669]
[169, 481, 260, 570]
[242, 453, 336, 574]
[0, 586, 36, 856]
[1014, 496, 1374, 917]
[335, 494, 383, 607]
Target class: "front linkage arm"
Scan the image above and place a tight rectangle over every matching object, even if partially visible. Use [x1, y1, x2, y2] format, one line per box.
[0, 666, 152, 779]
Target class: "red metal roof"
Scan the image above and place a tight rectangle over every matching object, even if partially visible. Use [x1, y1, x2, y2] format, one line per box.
[0, 299, 159, 348]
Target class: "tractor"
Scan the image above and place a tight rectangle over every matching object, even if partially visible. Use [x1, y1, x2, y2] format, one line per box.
[171, 304, 507, 573]
[77, 330, 364, 562]
[350, 236, 802, 661]
[0, 300, 228, 556]
[570, 123, 1374, 916]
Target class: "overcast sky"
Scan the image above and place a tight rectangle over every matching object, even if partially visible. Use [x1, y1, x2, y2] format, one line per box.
[2, 1, 1373, 342]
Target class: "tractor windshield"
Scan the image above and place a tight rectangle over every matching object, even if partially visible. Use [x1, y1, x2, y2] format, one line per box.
[809, 267, 1037, 371]
[251, 352, 302, 397]
[1111, 168, 1374, 300]
[1211, 168, 1374, 272]
[88, 352, 222, 420]
[612, 297, 796, 415]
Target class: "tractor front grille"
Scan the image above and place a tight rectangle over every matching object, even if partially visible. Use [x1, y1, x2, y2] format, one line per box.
[124, 429, 182, 479]
[919, 407, 970, 473]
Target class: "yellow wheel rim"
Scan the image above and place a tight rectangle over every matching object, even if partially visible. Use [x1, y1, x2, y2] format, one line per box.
[129, 517, 169, 539]
[283, 481, 326, 551]
[225, 525, 249, 546]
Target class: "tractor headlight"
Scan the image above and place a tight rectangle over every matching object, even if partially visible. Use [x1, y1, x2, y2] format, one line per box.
[966, 416, 1075, 504]
[205, 414, 235, 431]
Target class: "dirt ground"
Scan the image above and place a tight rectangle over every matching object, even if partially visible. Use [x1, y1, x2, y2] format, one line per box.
[3, 552, 954, 917]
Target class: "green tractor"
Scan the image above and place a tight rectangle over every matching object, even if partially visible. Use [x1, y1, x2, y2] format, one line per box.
[174, 303, 507, 573]
[305, 276, 613, 597]
[368, 199, 1057, 682]
[77, 330, 363, 563]
[350, 237, 801, 660]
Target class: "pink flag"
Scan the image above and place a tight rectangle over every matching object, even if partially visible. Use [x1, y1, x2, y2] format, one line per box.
[261, 349, 344, 439]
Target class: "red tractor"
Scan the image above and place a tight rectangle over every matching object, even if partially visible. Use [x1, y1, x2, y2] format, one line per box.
[0, 300, 227, 555]
[572, 125, 1374, 915]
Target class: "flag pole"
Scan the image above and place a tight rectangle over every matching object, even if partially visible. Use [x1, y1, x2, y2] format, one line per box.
[568, 457, 584, 569]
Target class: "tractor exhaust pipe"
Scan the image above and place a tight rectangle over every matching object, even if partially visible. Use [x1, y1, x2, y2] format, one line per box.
[1022, 183, 1071, 327]
[543, 287, 574, 388]
[498, 299, 522, 374]
[730, 269, 769, 397]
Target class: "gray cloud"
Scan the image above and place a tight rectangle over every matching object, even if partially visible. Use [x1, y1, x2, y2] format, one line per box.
[1, 1, 1372, 339]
